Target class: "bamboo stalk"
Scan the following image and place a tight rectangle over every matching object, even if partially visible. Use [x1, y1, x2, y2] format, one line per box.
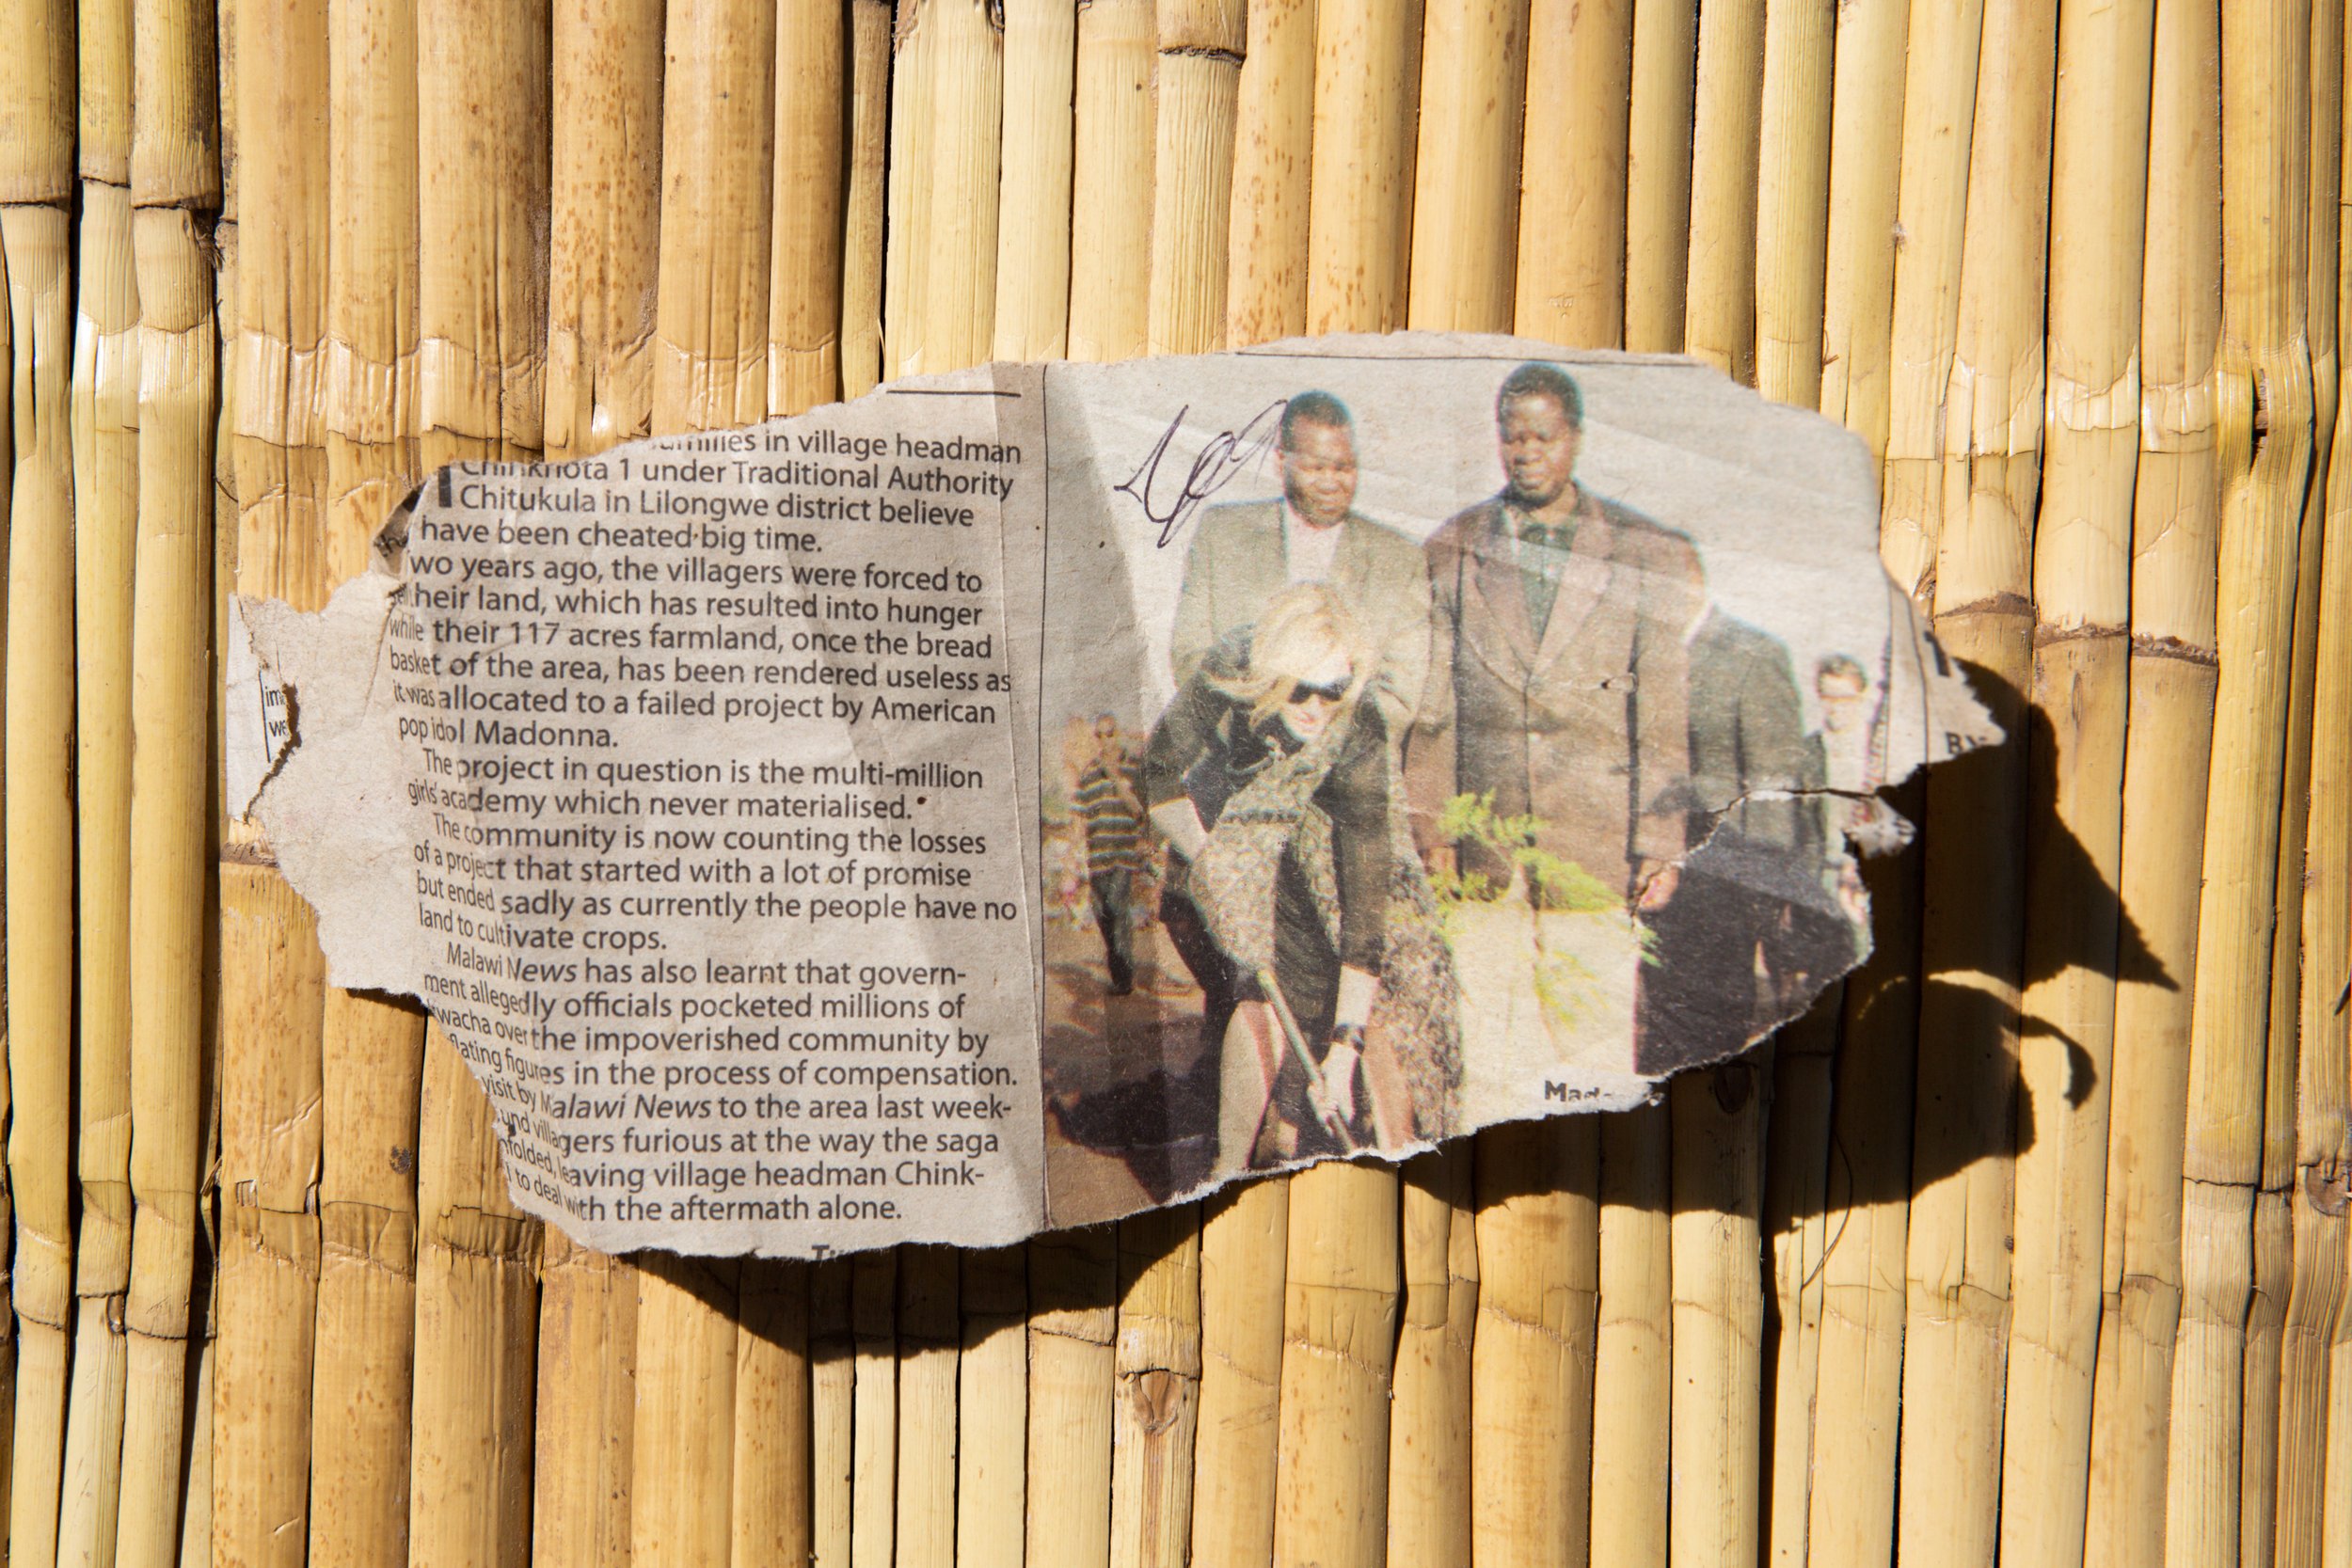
[533, 8, 659, 1560]
[406, 1029, 542, 1568]
[1995, 6, 2153, 1567]
[1187, 1180, 1286, 1568]
[1879, 0, 1987, 599]
[1304, 0, 1421, 333]
[1148, 0, 1246, 354]
[1225, 0, 1314, 345]
[0, 0, 74, 205]
[2255, 10, 2343, 1556]
[1108, 1208, 1200, 1568]
[956, 1250, 1026, 1568]
[1591, 1106, 1669, 1568]
[1897, 5, 2056, 1565]
[1470, 1121, 1598, 1567]
[1272, 1161, 1397, 1568]
[1754, 0, 1835, 406]
[850, 1249, 896, 1568]
[4, 194, 75, 1568]
[839, 0, 890, 397]
[809, 1262, 853, 1568]
[1761, 1003, 1838, 1568]
[82, 0, 133, 179]
[895, 1248, 959, 1568]
[1386, 1150, 1473, 1566]
[116, 197, 216, 1568]
[310, 0, 429, 1556]
[1681, 0, 1762, 380]
[410, 5, 550, 1557]
[919, 0, 1001, 372]
[1025, 1228, 1114, 1568]
[632, 1257, 739, 1568]
[57, 172, 138, 1568]
[2283, 40, 2352, 1567]
[1804, 829, 1923, 1568]
[544, 0, 662, 459]
[534, 1230, 637, 1568]
[1622, 0, 1695, 351]
[1816, 0, 1911, 457]
[215, 2, 331, 1561]
[993, 0, 1076, 360]
[881, 0, 937, 380]
[1670, 1062, 1768, 1568]
[0, 179, 18, 1564]
[2080, 7, 2221, 1565]
[1069, 0, 1155, 360]
[733, 1260, 812, 1568]
[770, 0, 844, 413]
[1407, 0, 1528, 333]
[1512, 0, 1626, 345]
[2169, 0, 2318, 1557]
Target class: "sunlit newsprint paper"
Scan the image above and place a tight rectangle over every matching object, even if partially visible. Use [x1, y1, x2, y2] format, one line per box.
[230, 333, 1998, 1258]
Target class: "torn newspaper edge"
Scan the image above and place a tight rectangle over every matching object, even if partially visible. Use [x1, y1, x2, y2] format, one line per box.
[235, 333, 1997, 1258]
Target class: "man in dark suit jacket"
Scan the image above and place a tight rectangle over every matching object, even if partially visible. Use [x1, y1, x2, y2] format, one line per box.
[1406, 362, 1706, 909]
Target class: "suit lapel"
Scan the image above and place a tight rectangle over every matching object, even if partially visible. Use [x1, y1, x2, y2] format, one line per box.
[1460, 502, 1542, 672]
[1239, 500, 1288, 619]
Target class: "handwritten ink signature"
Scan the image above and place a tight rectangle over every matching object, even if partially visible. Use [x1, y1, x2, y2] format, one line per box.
[1114, 398, 1288, 548]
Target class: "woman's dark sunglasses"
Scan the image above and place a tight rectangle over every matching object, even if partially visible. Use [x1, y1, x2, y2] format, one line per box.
[1287, 675, 1351, 705]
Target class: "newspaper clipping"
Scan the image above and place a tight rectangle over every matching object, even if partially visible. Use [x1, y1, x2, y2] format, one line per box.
[233, 334, 1996, 1257]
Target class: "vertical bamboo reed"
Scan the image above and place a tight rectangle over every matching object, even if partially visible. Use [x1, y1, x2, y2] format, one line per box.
[215, 2, 329, 1560]
[1386, 1152, 1473, 1567]
[0, 244, 15, 1560]
[918, 0, 1001, 373]
[957, 1250, 1026, 1568]
[1068, 0, 1155, 360]
[1408, 0, 1528, 333]
[1225, 0, 1314, 345]
[1999, 7, 2153, 1567]
[1680, 0, 1762, 380]
[1188, 1182, 1286, 1568]
[544, 0, 662, 459]
[313, 0, 429, 1531]
[993, 0, 1076, 361]
[59, 12, 136, 1560]
[1760, 1005, 1837, 1568]
[533, 9, 660, 1563]
[880, 0, 935, 382]
[1303, 0, 1420, 334]
[1878, 0, 1987, 599]
[118, 119, 218, 1568]
[4, 191, 74, 1568]
[850, 1248, 896, 1568]
[1025, 1230, 1113, 1568]
[1753, 0, 1834, 408]
[1471, 1122, 1597, 1567]
[1897, 5, 2055, 1566]
[1592, 1107, 1669, 1568]
[2080, 6, 2221, 1564]
[58, 172, 137, 1568]
[894, 1249, 957, 1568]
[2170, 0, 2317, 1558]
[412, 3, 552, 1559]
[839, 0, 890, 397]
[2274, 8, 2349, 1562]
[1109, 1210, 1200, 1568]
[1622, 0, 1695, 351]
[771, 0, 844, 413]
[809, 1263, 853, 1568]
[1815, 0, 1910, 456]
[1147, 0, 1245, 354]
[732, 1261, 812, 1568]
[1513, 0, 1625, 347]
[637, 6, 781, 1554]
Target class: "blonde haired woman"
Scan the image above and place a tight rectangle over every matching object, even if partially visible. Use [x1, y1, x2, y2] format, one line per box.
[1144, 584, 1461, 1169]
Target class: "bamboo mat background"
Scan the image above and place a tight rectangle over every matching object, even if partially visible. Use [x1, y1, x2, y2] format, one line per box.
[0, 0, 2348, 1564]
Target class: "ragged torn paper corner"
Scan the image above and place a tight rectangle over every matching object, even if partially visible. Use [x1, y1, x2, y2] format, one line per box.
[233, 332, 2000, 1259]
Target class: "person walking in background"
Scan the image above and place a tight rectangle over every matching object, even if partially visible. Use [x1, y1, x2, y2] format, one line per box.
[1169, 390, 1433, 735]
[1639, 609, 1851, 1072]
[1406, 361, 1706, 911]
[1073, 713, 1145, 996]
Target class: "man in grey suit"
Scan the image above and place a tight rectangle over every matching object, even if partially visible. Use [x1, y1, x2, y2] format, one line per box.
[1168, 391, 1433, 734]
